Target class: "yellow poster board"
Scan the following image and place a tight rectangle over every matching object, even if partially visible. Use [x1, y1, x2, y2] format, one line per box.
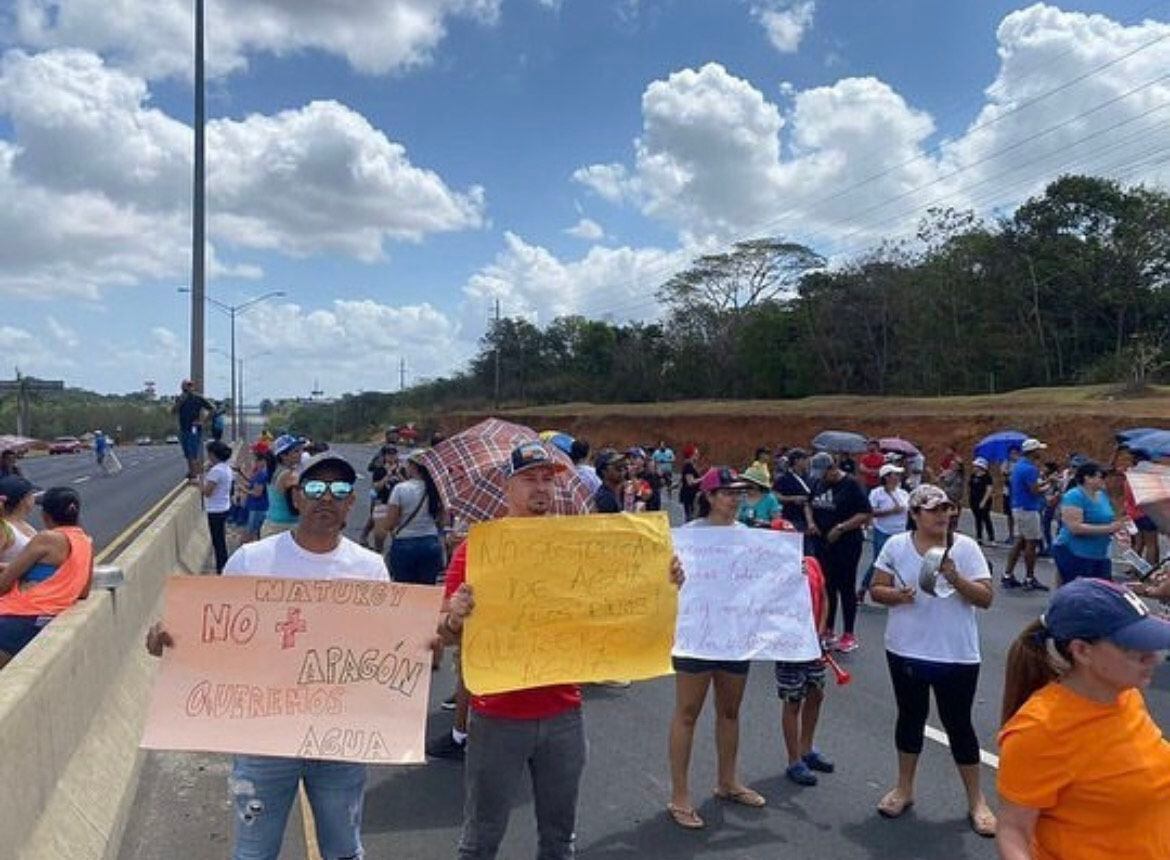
[463, 512, 676, 695]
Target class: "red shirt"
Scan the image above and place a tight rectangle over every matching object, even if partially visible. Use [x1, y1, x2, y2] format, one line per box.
[445, 541, 582, 720]
[859, 452, 885, 488]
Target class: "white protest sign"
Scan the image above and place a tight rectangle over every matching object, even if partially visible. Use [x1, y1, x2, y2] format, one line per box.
[671, 526, 820, 662]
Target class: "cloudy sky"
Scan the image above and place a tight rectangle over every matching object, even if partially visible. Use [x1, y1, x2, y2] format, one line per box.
[2, 0, 1169, 400]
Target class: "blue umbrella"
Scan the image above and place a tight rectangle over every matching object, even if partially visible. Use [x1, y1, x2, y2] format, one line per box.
[1116, 427, 1164, 447]
[973, 430, 1028, 464]
[1127, 431, 1170, 460]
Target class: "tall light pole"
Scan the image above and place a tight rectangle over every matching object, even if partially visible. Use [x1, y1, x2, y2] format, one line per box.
[189, 0, 206, 391]
[179, 289, 285, 439]
[236, 350, 272, 442]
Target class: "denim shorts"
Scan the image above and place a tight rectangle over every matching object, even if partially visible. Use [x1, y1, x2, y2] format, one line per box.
[180, 428, 202, 460]
[0, 615, 51, 655]
[671, 655, 750, 675]
[388, 534, 444, 585]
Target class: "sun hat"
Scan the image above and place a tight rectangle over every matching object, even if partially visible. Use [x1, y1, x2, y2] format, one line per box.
[1042, 578, 1170, 651]
[273, 434, 304, 457]
[740, 464, 771, 489]
[879, 463, 904, 479]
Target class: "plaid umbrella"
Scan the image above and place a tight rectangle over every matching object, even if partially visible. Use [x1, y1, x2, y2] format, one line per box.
[413, 418, 593, 522]
[1127, 462, 1170, 534]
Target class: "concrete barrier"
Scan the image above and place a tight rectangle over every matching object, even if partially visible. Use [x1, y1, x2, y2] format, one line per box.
[0, 485, 211, 860]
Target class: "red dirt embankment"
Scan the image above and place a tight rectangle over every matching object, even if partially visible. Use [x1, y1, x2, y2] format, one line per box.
[441, 386, 1170, 468]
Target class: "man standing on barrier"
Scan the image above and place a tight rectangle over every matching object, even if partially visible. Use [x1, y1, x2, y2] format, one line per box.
[439, 440, 682, 859]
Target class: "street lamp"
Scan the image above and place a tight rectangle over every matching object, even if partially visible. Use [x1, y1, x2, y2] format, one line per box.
[237, 350, 272, 442]
[179, 288, 285, 440]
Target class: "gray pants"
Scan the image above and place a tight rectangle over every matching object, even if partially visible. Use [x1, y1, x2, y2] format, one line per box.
[458, 708, 587, 860]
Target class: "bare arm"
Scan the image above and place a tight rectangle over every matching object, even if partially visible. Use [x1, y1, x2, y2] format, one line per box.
[869, 569, 916, 606]
[1059, 505, 1124, 537]
[939, 559, 993, 609]
[0, 532, 62, 593]
[996, 800, 1039, 860]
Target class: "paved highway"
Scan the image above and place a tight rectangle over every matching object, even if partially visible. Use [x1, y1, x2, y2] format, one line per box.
[15, 445, 188, 554]
[119, 443, 1170, 859]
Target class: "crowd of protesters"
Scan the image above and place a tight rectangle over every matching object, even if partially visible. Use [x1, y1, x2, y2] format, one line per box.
[11, 390, 1168, 858]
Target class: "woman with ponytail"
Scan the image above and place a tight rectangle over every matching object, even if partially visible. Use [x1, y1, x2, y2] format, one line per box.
[0, 487, 93, 669]
[997, 578, 1170, 859]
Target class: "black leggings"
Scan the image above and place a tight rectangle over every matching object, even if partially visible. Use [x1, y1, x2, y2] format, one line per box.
[816, 537, 863, 635]
[208, 511, 229, 574]
[886, 651, 981, 765]
[972, 505, 995, 542]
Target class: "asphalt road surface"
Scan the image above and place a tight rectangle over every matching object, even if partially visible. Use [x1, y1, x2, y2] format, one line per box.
[15, 444, 188, 553]
[119, 443, 1170, 859]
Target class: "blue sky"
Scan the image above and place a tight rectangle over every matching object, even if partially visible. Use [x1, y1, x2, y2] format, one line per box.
[2, 0, 1168, 401]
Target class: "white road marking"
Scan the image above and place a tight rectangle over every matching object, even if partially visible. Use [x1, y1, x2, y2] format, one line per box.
[924, 725, 999, 769]
[72, 476, 91, 484]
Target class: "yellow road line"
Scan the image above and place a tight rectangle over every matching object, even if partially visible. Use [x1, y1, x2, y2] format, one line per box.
[94, 480, 189, 564]
[299, 785, 323, 860]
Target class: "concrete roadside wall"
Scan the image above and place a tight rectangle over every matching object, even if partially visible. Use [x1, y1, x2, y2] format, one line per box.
[0, 486, 211, 860]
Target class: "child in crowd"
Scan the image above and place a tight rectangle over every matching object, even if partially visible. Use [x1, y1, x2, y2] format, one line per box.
[775, 524, 835, 786]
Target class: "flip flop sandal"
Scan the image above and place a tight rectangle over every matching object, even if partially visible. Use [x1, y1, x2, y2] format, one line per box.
[877, 791, 915, 819]
[666, 804, 705, 830]
[714, 787, 766, 808]
[968, 810, 997, 838]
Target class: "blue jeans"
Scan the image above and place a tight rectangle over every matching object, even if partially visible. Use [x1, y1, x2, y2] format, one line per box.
[229, 755, 366, 860]
[388, 534, 444, 585]
[861, 528, 896, 593]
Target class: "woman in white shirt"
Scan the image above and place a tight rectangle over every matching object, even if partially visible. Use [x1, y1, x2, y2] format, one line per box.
[202, 441, 234, 573]
[378, 455, 446, 584]
[859, 464, 909, 600]
[868, 484, 996, 838]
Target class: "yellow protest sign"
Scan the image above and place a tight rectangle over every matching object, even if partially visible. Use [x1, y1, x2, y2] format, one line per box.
[463, 512, 676, 695]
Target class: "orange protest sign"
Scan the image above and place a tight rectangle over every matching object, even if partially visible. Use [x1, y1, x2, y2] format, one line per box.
[141, 576, 442, 764]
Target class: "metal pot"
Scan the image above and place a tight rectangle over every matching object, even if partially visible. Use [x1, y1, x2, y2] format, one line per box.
[918, 545, 954, 598]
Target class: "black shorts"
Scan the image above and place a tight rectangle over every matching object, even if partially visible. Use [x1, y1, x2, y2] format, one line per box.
[672, 655, 750, 675]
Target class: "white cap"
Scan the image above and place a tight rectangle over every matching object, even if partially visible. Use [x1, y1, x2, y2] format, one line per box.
[1021, 438, 1047, 453]
[879, 463, 904, 478]
[972, 457, 989, 470]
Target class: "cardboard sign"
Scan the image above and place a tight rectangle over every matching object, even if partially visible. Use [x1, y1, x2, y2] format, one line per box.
[462, 513, 676, 695]
[671, 527, 820, 662]
[141, 576, 442, 764]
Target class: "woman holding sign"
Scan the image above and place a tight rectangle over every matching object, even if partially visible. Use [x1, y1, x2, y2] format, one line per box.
[868, 484, 997, 838]
[667, 466, 766, 830]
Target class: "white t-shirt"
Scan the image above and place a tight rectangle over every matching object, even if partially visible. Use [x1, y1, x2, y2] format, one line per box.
[224, 531, 388, 581]
[874, 531, 990, 664]
[205, 462, 234, 514]
[388, 479, 439, 539]
[869, 486, 910, 535]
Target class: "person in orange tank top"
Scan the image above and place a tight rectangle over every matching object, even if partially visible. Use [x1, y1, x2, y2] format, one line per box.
[997, 578, 1170, 860]
[0, 486, 93, 669]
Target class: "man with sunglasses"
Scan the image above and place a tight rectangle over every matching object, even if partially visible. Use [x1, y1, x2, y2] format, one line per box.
[146, 451, 388, 860]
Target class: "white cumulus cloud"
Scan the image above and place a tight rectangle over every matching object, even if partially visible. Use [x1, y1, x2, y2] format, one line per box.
[575, 5, 1170, 253]
[564, 218, 605, 241]
[752, 1, 815, 54]
[0, 49, 486, 296]
[10, 0, 505, 79]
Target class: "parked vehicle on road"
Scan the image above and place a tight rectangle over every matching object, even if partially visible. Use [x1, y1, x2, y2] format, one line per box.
[135, 436, 153, 446]
[164, 434, 179, 445]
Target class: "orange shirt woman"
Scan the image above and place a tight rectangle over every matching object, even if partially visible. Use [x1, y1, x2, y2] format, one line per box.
[997, 578, 1170, 859]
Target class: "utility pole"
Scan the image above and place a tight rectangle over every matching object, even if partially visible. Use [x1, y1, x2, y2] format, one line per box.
[189, 0, 206, 392]
[493, 298, 501, 410]
[399, 356, 407, 392]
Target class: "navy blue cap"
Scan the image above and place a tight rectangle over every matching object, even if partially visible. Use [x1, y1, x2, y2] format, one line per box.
[0, 475, 38, 505]
[1044, 578, 1170, 651]
[507, 441, 568, 477]
[593, 448, 628, 473]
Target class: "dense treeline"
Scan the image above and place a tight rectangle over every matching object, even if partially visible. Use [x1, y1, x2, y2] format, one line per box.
[0, 390, 178, 442]
[290, 175, 1170, 438]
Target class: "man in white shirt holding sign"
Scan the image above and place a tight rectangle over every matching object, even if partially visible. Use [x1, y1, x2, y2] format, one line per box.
[147, 452, 389, 860]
